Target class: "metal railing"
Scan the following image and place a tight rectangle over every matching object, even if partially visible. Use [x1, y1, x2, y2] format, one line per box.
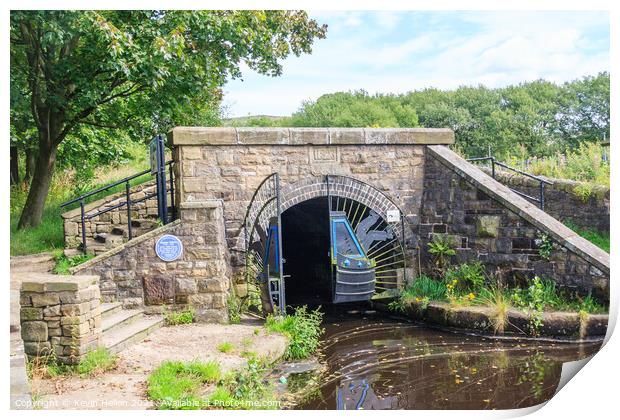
[60, 160, 175, 253]
[467, 156, 553, 210]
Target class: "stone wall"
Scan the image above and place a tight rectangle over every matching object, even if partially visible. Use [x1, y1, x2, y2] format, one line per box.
[420, 146, 610, 302]
[169, 127, 454, 271]
[72, 200, 231, 323]
[484, 168, 609, 232]
[61, 180, 164, 252]
[18, 273, 101, 364]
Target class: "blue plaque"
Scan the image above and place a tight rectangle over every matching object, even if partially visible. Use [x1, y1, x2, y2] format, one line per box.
[155, 234, 183, 262]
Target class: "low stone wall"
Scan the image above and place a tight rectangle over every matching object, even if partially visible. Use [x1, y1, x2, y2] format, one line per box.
[378, 300, 608, 339]
[483, 168, 609, 232]
[18, 273, 101, 364]
[72, 200, 231, 323]
[420, 146, 610, 302]
[61, 180, 162, 250]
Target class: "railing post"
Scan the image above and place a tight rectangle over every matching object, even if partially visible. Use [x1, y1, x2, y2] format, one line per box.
[80, 200, 87, 254]
[126, 181, 133, 240]
[168, 161, 175, 219]
[491, 156, 496, 179]
[539, 182, 545, 211]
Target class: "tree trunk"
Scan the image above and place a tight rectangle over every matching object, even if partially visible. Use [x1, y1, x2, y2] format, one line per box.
[25, 148, 36, 181]
[17, 135, 58, 229]
[10, 147, 19, 185]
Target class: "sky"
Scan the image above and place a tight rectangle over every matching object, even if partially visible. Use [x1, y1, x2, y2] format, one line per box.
[222, 10, 610, 118]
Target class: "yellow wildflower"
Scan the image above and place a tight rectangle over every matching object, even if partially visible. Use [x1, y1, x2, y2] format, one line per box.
[468, 292, 476, 300]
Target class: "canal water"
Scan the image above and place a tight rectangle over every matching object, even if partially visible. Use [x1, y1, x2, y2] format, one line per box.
[294, 309, 601, 410]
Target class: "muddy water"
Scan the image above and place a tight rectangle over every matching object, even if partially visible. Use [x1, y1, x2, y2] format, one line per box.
[296, 313, 601, 410]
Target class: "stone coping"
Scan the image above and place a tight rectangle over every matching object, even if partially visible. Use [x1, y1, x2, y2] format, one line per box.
[70, 219, 182, 274]
[428, 145, 610, 274]
[168, 127, 455, 146]
[179, 199, 223, 209]
[403, 300, 608, 339]
[14, 272, 99, 292]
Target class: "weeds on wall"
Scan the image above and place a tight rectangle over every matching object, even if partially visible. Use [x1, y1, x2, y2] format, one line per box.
[535, 232, 554, 261]
[164, 307, 196, 325]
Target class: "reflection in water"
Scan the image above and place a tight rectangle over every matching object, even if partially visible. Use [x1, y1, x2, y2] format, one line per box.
[297, 314, 601, 410]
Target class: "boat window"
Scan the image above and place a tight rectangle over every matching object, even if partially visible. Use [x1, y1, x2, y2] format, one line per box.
[332, 219, 364, 258]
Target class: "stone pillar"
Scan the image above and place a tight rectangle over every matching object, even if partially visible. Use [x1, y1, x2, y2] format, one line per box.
[19, 273, 101, 364]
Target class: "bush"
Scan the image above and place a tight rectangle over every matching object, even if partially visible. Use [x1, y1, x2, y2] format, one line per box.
[164, 307, 196, 325]
[444, 262, 486, 291]
[402, 275, 447, 302]
[148, 360, 221, 410]
[52, 252, 95, 275]
[265, 306, 324, 360]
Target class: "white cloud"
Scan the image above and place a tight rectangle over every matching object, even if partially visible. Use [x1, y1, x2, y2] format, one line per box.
[224, 11, 609, 116]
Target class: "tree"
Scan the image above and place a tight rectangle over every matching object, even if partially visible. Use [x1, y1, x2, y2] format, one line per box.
[10, 10, 326, 228]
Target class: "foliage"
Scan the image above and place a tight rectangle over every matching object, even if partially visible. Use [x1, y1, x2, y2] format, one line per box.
[265, 306, 324, 360]
[10, 143, 149, 255]
[148, 360, 221, 410]
[564, 220, 610, 253]
[217, 342, 235, 354]
[164, 307, 196, 326]
[52, 251, 95, 274]
[444, 262, 486, 290]
[474, 285, 510, 334]
[505, 141, 610, 187]
[10, 10, 326, 228]
[285, 73, 609, 159]
[76, 348, 117, 377]
[290, 90, 419, 128]
[227, 293, 242, 325]
[536, 232, 554, 261]
[206, 357, 278, 410]
[427, 234, 456, 274]
[404, 275, 448, 301]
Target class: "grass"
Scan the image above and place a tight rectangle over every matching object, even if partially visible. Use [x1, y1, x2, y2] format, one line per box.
[391, 271, 608, 319]
[205, 357, 278, 410]
[10, 142, 150, 256]
[76, 348, 117, 377]
[164, 307, 196, 325]
[147, 360, 221, 410]
[27, 347, 117, 383]
[505, 142, 610, 187]
[52, 251, 95, 274]
[265, 306, 324, 360]
[564, 221, 610, 253]
[217, 342, 235, 354]
[148, 358, 279, 410]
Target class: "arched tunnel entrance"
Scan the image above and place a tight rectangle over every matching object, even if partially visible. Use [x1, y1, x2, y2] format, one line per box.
[281, 197, 331, 305]
[242, 174, 407, 314]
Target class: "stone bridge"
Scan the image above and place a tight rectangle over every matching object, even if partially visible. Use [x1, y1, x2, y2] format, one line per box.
[71, 127, 609, 321]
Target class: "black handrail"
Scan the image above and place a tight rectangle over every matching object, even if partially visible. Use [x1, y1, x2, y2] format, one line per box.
[467, 156, 553, 210]
[61, 158, 175, 254]
[59, 160, 173, 208]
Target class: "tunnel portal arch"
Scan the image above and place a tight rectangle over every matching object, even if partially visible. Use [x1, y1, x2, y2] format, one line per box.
[241, 174, 408, 314]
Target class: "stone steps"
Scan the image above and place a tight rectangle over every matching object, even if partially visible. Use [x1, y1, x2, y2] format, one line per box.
[101, 304, 163, 355]
[72, 218, 162, 256]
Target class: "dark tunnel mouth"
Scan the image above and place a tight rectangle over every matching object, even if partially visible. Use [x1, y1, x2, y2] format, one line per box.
[281, 197, 332, 305]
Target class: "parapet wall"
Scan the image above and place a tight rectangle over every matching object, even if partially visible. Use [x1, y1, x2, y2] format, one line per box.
[420, 146, 609, 301]
[72, 200, 231, 322]
[482, 168, 609, 232]
[61, 180, 163, 252]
